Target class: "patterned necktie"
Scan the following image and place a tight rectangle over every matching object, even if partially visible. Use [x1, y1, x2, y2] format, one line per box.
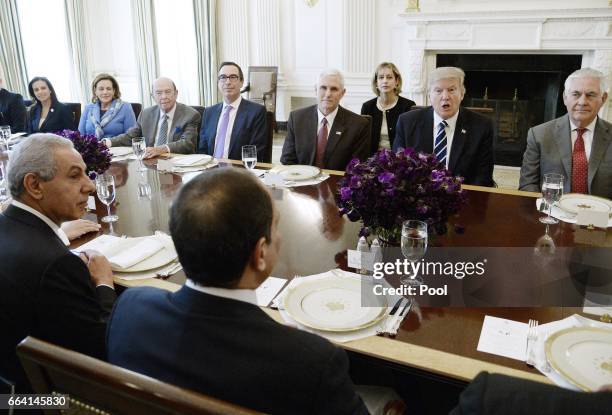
[434, 120, 448, 166]
[214, 105, 233, 159]
[571, 128, 588, 194]
[315, 118, 328, 168]
[156, 114, 169, 146]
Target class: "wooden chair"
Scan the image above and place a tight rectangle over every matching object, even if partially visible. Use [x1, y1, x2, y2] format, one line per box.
[130, 102, 142, 119]
[65, 102, 82, 127]
[17, 337, 263, 415]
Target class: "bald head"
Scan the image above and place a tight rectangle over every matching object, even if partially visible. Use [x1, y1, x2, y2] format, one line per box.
[152, 77, 178, 112]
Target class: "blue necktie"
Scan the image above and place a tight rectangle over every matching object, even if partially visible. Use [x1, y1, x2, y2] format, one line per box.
[434, 120, 448, 166]
[214, 105, 233, 158]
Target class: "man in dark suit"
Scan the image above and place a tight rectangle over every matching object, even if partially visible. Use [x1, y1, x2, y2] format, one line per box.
[0, 134, 116, 392]
[280, 69, 371, 171]
[198, 62, 267, 161]
[519, 68, 611, 198]
[393, 67, 494, 186]
[108, 77, 200, 156]
[107, 168, 368, 415]
[0, 76, 27, 133]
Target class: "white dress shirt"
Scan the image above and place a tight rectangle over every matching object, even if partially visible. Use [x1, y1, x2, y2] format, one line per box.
[217, 96, 242, 158]
[433, 110, 459, 169]
[11, 199, 70, 246]
[155, 104, 177, 153]
[569, 117, 597, 161]
[317, 106, 339, 138]
[185, 278, 258, 306]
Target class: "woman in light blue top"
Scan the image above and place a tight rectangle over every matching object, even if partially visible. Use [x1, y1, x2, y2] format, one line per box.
[78, 73, 136, 139]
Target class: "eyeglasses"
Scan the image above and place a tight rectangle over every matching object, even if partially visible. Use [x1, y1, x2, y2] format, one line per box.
[218, 74, 240, 82]
[153, 89, 175, 98]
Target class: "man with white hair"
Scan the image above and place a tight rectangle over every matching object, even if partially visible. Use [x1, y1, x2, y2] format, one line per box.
[519, 68, 611, 198]
[0, 134, 115, 392]
[393, 66, 494, 186]
[280, 68, 371, 171]
[0, 68, 27, 133]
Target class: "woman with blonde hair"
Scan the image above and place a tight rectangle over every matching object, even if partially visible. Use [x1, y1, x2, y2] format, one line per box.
[361, 62, 415, 153]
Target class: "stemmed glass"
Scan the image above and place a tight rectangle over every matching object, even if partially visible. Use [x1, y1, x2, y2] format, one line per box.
[242, 145, 257, 171]
[400, 220, 428, 286]
[0, 126, 11, 152]
[539, 173, 564, 224]
[95, 174, 119, 223]
[132, 137, 146, 172]
[0, 139, 8, 202]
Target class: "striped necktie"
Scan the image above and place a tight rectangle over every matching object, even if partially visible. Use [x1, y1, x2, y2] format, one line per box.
[156, 114, 169, 146]
[434, 120, 448, 166]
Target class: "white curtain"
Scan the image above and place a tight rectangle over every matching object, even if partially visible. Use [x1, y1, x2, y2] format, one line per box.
[64, 0, 90, 104]
[131, 0, 159, 107]
[193, 0, 218, 106]
[0, 0, 28, 95]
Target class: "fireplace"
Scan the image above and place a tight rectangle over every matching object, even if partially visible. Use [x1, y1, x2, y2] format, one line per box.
[436, 54, 582, 166]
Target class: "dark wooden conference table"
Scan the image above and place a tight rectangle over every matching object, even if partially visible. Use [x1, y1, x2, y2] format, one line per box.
[80, 157, 612, 388]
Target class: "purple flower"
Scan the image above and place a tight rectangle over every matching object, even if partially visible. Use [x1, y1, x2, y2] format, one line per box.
[55, 129, 111, 178]
[340, 187, 352, 201]
[377, 171, 395, 184]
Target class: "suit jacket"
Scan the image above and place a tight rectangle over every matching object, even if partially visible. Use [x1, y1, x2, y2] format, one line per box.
[107, 286, 368, 415]
[393, 107, 495, 186]
[280, 105, 371, 171]
[450, 372, 612, 415]
[0, 205, 116, 392]
[26, 101, 76, 134]
[198, 99, 267, 161]
[0, 88, 26, 133]
[78, 100, 137, 138]
[519, 115, 612, 199]
[109, 102, 200, 154]
[361, 95, 415, 154]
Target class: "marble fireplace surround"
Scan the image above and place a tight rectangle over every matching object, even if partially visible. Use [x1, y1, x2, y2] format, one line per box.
[393, 7, 612, 121]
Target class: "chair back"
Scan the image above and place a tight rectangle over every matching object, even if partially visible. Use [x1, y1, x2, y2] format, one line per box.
[191, 105, 205, 118]
[65, 102, 82, 125]
[17, 337, 263, 415]
[131, 102, 142, 119]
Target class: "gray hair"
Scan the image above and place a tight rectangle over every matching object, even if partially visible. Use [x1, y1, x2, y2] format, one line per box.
[428, 66, 466, 92]
[316, 68, 345, 89]
[564, 68, 608, 94]
[7, 133, 74, 197]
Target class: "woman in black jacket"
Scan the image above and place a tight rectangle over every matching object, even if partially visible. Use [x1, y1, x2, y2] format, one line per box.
[26, 77, 76, 133]
[361, 62, 415, 154]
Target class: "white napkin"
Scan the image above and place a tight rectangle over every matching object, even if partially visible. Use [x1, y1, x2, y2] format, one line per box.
[260, 172, 330, 188]
[536, 198, 612, 227]
[157, 158, 219, 173]
[76, 234, 166, 271]
[171, 154, 212, 167]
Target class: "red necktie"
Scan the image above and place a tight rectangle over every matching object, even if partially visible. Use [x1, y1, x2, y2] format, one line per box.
[571, 128, 588, 194]
[315, 118, 328, 168]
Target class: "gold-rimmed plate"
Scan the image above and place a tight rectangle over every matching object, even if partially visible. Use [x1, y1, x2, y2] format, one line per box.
[558, 194, 612, 216]
[109, 147, 133, 157]
[545, 327, 612, 391]
[283, 276, 387, 332]
[172, 154, 213, 167]
[269, 165, 321, 181]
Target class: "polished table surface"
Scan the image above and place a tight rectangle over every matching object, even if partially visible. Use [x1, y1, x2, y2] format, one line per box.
[78, 157, 612, 385]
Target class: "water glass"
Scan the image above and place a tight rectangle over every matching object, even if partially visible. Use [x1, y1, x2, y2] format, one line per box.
[540, 173, 564, 225]
[0, 140, 9, 202]
[95, 174, 119, 223]
[0, 125, 11, 147]
[132, 137, 146, 171]
[400, 220, 428, 286]
[242, 145, 257, 170]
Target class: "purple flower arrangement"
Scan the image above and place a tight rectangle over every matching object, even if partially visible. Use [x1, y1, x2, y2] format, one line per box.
[56, 130, 111, 179]
[336, 148, 467, 242]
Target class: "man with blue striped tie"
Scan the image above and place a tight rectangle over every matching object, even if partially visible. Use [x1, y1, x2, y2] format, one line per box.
[393, 67, 494, 186]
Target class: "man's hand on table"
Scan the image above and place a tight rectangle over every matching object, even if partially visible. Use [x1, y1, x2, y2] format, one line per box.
[62, 219, 101, 240]
[144, 145, 170, 159]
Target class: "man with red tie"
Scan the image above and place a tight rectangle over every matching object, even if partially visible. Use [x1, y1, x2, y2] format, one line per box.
[280, 69, 371, 171]
[519, 68, 612, 199]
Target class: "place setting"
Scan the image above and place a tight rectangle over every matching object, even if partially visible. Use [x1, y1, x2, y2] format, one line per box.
[259, 165, 330, 188]
[156, 153, 219, 173]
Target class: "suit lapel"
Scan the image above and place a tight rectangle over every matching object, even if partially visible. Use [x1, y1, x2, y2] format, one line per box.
[169, 104, 184, 141]
[448, 109, 467, 172]
[554, 116, 572, 181]
[324, 107, 346, 164]
[588, 117, 612, 189]
[418, 108, 434, 153]
[228, 100, 246, 157]
[144, 107, 160, 147]
[38, 104, 54, 131]
[306, 106, 319, 165]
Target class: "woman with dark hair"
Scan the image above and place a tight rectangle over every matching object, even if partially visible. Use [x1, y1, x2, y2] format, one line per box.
[26, 77, 75, 133]
[361, 62, 415, 153]
[78, 73, 136, 139]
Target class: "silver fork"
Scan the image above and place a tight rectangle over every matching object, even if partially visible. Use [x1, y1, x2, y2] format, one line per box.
[526, 319, 538, 366]
[376, 298, 405, 336]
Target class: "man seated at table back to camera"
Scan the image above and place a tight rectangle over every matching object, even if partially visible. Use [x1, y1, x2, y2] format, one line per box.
[393, 66, 495, 186]
[519, 68, 612, 199]
[280, 69, 371, 171]
[107, 168, 369, 415]
[0, 70, 27, 133]
[106, 77, 200, 157]
[198, 62, 268, 161]
[0, 134, 116, 392]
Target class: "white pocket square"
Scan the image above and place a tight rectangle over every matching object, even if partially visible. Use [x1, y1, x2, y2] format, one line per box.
[336, 131, 342, 135]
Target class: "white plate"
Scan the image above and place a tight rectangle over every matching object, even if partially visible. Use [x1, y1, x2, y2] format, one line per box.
[545, 327, 612, 391]
[109, 147, 133, 157]
[558, 194, 612, 215]
[270, 165, 321, 181]
[283, 276, 387, 332]
[172, 154, 213, 167]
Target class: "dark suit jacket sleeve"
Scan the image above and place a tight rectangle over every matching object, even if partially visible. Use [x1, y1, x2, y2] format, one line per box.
[472, 117, 495, 187]
[251, 104, 268, 162]
[353, 116, 372, 161]
[392, 113, 408, 152]
[167, 109, 200, 154]
[312, 347, 369, 415]
[280, 111, 298, 165]
[110, 111, 144, 147]
[198, 110, 210, 154]
[37, 253, 116, 360]
[8, 93, 26, 133]
[519, 127, 541, 192]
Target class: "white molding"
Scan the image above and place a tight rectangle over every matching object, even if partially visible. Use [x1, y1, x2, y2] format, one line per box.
[398, 8, 612, 23]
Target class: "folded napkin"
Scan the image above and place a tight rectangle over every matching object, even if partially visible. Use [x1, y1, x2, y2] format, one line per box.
[171, 154, 212, 167]
[536, 198, 612, 227]
[260, 172, 330, 188]
[157, 158, 219, 173]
